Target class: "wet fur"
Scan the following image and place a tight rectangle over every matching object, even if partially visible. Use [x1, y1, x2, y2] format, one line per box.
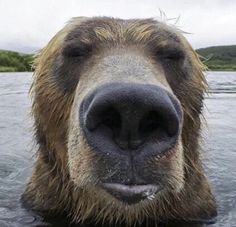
[22, 17, 217, 226]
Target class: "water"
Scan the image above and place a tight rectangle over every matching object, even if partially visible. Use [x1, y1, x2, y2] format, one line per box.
[203, 72, 236, 226]
[0, 72, 235, 227]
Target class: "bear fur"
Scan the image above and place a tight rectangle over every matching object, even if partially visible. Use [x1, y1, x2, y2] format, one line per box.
[22, 17, 217, 226]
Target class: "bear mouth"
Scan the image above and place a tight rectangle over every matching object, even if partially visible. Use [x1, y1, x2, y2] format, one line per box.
[101, 183, 162, 204]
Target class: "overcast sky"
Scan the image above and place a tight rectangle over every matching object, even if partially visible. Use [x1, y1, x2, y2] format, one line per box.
[0, 0, 235, 53]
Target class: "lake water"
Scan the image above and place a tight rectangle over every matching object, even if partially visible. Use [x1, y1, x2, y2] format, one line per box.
[0, 72, 235, 227]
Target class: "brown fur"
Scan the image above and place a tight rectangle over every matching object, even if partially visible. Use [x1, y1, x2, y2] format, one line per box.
[23, 17, 217, 226]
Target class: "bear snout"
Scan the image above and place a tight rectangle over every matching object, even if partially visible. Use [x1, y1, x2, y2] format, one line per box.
[80, 82, 182, 157]
[78, 82, 183, 201]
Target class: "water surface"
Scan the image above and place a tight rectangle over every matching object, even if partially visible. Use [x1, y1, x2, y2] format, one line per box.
[0, 72, 235, 227]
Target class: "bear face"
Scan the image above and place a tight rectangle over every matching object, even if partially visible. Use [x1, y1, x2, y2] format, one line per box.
[23, 17, 217, 226]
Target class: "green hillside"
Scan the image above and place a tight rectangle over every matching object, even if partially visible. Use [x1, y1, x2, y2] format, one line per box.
[0, 50, 33, 72]
[196, 45, 236, 71]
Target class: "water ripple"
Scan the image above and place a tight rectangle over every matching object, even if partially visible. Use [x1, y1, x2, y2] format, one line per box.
[0, 72, 236, 227]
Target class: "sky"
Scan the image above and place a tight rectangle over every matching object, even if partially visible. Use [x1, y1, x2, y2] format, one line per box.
[0, 0, 235, 53]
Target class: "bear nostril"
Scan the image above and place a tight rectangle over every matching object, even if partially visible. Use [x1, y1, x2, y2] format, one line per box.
[138, 110, 176, 141]
[139, 111, 165, 136]
[85, 106, 122, 132]
[101, 107, 121, 132]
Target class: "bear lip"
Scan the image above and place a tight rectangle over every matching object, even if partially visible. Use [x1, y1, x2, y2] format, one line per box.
[101, 183, 161, 204]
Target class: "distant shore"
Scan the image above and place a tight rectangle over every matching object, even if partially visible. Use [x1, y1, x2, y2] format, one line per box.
[0, 50, 33, 72]
[1, 45, 236, 72]
[196, 45, 236, 71]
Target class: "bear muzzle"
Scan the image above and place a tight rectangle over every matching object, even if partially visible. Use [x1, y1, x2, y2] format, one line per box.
[79, 82, 183, 204]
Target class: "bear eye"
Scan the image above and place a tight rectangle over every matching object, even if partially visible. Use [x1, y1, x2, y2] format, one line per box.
[62, 44, 92, 58]
[156, 47, 185, 62]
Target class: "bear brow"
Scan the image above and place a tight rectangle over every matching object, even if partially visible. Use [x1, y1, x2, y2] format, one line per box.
[155, 42, 185, 55]
[64, 18, 182, 49]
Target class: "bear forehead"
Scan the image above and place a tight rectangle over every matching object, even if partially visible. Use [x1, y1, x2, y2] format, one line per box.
[64, 17, 183, 49]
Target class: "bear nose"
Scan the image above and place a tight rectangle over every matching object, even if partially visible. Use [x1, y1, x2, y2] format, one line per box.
[81, 83, 182, 153]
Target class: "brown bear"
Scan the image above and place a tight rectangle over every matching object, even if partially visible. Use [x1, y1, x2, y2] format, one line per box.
[22, 17, 217, 226]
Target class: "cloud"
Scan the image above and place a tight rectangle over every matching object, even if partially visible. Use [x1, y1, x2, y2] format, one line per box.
[0, 0, 235, 53]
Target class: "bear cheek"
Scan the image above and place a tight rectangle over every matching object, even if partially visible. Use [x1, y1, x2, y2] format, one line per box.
[67, 95, 96, 186]
[152, 138, 184, 192]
